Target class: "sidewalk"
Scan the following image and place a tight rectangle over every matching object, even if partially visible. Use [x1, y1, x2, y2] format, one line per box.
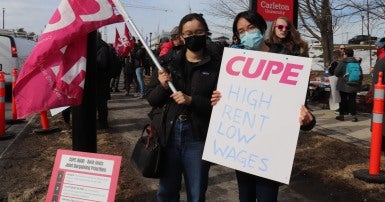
[310, 105, 371, 148]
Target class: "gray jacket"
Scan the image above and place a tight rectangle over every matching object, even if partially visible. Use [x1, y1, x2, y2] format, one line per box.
[334, 57, 362, 93]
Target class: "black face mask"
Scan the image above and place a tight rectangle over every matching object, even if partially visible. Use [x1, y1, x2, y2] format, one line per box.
[184, 35, 206, 52]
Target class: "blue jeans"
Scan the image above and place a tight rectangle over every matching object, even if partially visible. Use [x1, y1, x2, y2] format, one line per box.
[135, 67, 145, 97]
[236, 170, 279, 202]
[157, 119, 211, 202]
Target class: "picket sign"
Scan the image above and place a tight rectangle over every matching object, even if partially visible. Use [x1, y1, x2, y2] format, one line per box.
[203, 48, 312, 184]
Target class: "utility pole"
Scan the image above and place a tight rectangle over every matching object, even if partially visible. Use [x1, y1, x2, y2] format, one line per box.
[361, 15, 364, 35]
[149, 32, 152, 49]
[72, 31, 97, 153]
[367, 0, 372, 67]
[2, 8, 4, 29]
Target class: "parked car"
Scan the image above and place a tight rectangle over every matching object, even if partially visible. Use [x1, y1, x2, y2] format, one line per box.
[348, 35, 377, 44]
[0, 34, 36, 98]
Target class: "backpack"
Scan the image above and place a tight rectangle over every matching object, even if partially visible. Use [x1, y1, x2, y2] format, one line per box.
[344, 62, 362, 83]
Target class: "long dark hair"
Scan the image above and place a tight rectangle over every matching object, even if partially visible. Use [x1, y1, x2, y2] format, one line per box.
[232, 11, 267, 37]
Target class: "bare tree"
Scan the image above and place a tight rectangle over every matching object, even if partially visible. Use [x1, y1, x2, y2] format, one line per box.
[204, 0, 342, 67]
[202, 0, 248, 32]
[205, 0, 385, 67]
[335, 0, 380, 67]
[299, 0, 337, 67]
[372, 0, 385, 19]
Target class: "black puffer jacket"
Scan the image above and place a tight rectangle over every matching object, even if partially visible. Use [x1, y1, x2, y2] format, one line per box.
[265, 41, 309, 57]
[96, 39, 111, 100]
[146, 46, 222, 147]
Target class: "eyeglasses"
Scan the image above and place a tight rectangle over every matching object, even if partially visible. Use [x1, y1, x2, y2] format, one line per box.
[181, 30, 206, 38]
[275, 25, 290, 31]
[238, 24, 258, 38]
[340, 48, 345, 50]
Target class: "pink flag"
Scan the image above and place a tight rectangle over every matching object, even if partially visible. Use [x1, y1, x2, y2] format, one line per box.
[114, 28, 122, 54]
[124, 23, 135, 53]
[14, 0, 124, 118]
[114, 23, 135, 57]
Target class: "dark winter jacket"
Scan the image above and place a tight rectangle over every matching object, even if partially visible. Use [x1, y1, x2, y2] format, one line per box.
[96, 39, 111, 100]
[372, 56, 385, 137]
[373, 56, 385, 84]
[146, 46, 222, 147]
[266, 41, 309, 57]
[334, 57, 363, 93]
[131, 44, 148, 68]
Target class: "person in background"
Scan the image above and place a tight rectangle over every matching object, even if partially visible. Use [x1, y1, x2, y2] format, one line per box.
[229, 34, 243, 49]
[159, 26, 184, 64]
[96, 33, 111, 129]
[132, 40, 147, 98]
[109, 44, 123, 93]
[157, 36, 170, 57]
[265, 16, 308, 57]
[334, 48, 362, 122]
[153, 43, 161, 56]
[62, 107, 71, 126]
[339, 44, 346, 57]
[159, 26, 180, 57]
[371, 37, 385, 151]
[375, 37, 385, 62]
[146, 13, 222, 201]
[123, 53, 136, 96]
[328, 52, 342, 111]
[211, 11, 315, 202]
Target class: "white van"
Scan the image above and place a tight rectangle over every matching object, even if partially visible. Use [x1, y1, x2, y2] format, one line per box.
[0, 35, 36, 96]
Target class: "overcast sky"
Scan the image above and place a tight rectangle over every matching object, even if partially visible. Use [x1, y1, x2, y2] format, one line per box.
[3, 0, 381, 45]
[1, 0, 231, 44]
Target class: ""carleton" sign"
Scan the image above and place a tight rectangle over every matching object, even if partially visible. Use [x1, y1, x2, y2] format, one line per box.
[256, 0, 295, 22]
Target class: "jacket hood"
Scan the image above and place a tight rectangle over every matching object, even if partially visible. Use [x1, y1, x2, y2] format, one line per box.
[343, 57, 360, 63]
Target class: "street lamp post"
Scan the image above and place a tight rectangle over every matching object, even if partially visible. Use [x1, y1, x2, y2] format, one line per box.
[361, 15, 364, 35]
[2, 8, 4, 29]
[149, 32, 152, 49]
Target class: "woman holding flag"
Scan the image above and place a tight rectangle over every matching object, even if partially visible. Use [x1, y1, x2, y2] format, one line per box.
[146, 13, 222, 201]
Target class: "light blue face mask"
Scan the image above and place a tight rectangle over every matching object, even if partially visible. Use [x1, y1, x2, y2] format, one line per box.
[240, 29, 264, 50]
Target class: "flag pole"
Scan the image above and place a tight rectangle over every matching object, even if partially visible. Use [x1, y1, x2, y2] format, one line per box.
[113, 0, 177, 93]
[72, 31, 97, 153]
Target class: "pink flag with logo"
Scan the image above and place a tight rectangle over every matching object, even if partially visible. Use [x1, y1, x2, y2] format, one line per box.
[114, 23, 134, 57]
[114, 28, 122, 54]
[124, 23, 135, 53]
[14, 0, 124, 118]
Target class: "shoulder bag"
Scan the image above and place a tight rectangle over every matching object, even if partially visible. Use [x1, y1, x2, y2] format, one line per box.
[131, 124, 163, 178]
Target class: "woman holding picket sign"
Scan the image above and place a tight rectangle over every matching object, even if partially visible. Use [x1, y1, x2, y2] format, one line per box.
[211, 11, 316, 202]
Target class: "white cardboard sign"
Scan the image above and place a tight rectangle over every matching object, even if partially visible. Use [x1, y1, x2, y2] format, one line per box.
[202, 48, 312, 184]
